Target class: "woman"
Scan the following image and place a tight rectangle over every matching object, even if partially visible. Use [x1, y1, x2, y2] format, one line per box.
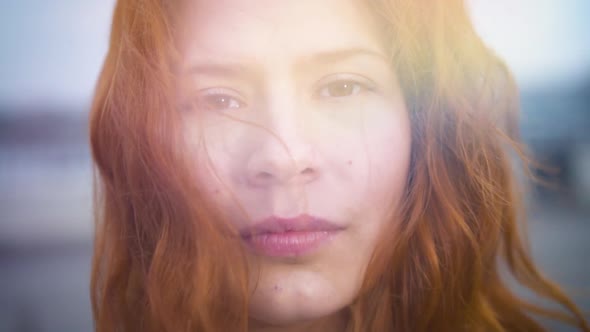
[89, 0, 589, 331]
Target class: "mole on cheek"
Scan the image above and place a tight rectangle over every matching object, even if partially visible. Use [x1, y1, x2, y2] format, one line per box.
[347, 160, 352, 166]
[273, 284, 283, 292]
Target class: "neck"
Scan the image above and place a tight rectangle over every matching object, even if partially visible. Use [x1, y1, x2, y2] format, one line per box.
[248, 310, 348, 332]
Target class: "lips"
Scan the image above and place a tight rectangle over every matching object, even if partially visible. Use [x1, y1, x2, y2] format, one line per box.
[239, 214, 343, 237]
[239, 214, 344, 257]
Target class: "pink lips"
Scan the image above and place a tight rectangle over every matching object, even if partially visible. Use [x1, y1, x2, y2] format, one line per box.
[240, 215, 343, 257]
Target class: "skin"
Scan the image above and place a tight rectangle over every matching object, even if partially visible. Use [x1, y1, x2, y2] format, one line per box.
[180, 0, 412, 331]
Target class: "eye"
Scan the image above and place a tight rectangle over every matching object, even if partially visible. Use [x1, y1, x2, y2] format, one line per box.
[316, 79, 371, 98]
[196, 89, 246, 111]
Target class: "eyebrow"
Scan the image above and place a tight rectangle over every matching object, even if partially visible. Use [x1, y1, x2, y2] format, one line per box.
[298, 47, 388, 67]
[185, 47, 389, 78]
[185, 62, 253, 79]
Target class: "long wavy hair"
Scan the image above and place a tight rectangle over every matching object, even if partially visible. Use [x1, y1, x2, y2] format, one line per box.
[89, 0, 589, 331]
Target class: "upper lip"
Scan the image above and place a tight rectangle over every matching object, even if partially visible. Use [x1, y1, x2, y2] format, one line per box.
[239, 214, 343, 237]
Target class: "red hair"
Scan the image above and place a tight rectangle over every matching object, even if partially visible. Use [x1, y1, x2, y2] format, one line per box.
[89, 0, 589, 330]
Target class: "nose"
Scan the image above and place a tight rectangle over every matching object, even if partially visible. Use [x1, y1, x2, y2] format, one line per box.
[245, 129, 319, 188]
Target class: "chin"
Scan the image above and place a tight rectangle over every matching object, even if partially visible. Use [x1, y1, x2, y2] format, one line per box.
[246, 249, 361, 327]
[250, 288, 349, 325]
[248, 294, 347, 326]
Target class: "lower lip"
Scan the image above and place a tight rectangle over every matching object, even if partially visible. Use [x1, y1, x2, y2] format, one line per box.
[242, 230, 340, 257]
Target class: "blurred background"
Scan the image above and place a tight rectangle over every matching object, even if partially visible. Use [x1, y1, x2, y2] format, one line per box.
[0, 0, 588, 331]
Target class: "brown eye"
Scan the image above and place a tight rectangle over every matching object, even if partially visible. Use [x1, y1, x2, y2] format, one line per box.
[197, 92, 245, 111]
[318, 80, 362, 98]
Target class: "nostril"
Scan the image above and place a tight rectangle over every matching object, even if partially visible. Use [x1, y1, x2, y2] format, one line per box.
[258, 172, 273, 180]
[301, 168, 314, 175]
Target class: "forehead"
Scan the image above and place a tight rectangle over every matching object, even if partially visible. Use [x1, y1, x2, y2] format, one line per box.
[181, 0, 385, 63]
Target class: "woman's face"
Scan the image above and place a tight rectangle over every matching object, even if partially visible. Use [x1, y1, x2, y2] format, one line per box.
[181, 0, 411, 328]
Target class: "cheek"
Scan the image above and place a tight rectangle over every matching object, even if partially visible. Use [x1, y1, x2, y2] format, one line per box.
[370, 130, 411, 194]
[183, 120, 233, 200]
[359, 107, 412, 215]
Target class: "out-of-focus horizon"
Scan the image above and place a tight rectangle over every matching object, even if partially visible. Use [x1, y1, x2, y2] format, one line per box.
[0, 1, 589, 332]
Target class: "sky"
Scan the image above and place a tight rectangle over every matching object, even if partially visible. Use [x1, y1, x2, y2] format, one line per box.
[469, 0, 590, 89]
[0, 0, 589, 109]
[0, 0, 116, 108]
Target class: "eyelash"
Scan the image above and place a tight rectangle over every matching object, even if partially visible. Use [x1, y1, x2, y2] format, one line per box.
[315, 79, 374, 99]
[195, 88, 245, 112]
[191, 77, 375, 112]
